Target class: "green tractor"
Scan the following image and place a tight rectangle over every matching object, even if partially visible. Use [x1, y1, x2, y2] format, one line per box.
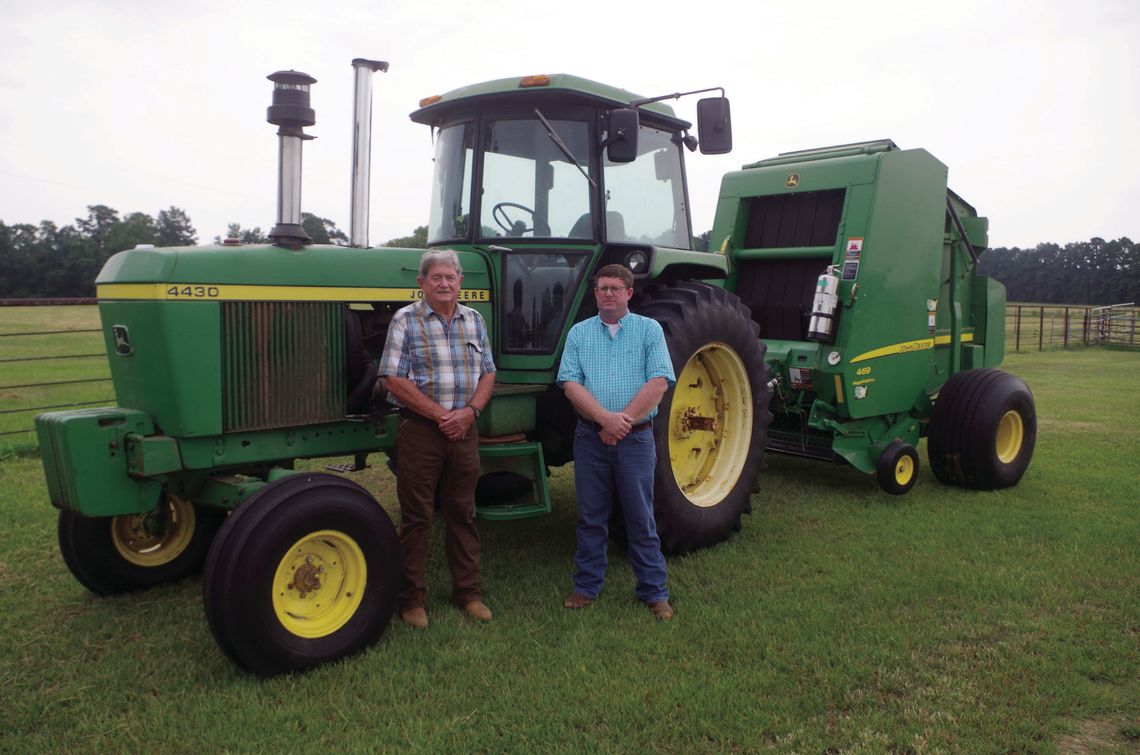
[35, 60, 1033, 676]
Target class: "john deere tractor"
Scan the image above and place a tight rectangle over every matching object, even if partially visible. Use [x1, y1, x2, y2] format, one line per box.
[35, 60, 1034, 676]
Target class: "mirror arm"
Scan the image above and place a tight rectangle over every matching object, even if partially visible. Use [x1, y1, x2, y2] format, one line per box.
[628, 86, 725, 108]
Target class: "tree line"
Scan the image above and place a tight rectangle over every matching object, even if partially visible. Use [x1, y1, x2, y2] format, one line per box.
[977, 237, 1136, 305]
[1, 205, 1134, 305]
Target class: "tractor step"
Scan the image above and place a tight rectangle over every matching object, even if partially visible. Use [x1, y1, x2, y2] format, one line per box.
[475, 440, 550, 521]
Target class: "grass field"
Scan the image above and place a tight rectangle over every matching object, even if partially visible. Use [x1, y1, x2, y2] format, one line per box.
[0, 313, 1137, 752]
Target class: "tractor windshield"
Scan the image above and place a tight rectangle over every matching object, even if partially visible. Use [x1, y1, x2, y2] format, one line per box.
[427, 117, 593, 244]
[426, 112, 691, 248]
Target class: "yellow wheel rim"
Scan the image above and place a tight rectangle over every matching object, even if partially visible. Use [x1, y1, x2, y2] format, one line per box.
[667, 342, 753, 508]
[894, 454, 915, 486]
[273, 530, 366, 639]
[996, 410, 1024, 464]
[111, 494, 196, 567]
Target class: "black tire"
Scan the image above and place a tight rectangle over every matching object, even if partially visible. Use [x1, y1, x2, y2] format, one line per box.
[876, 440, 919, 495]
[927, 368, 1037, 489]
[636, 282, 770, 554]
[58, 495, 224, 596]
[203, 473, 399, 676]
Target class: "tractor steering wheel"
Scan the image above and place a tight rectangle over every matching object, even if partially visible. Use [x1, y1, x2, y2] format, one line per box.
[492, 202, 538, 236]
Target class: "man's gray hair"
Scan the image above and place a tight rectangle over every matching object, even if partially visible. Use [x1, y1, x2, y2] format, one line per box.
[419, 249, 463, 278]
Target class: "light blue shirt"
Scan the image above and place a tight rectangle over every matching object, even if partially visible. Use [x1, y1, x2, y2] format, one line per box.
[557, 312, 675, 420]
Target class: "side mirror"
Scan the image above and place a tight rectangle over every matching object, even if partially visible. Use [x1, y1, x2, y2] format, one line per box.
[605, 108, 640, 163]
[696, 97, 732, 155]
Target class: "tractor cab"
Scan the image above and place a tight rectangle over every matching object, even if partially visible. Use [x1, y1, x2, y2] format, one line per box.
[409, 74, 732, 368]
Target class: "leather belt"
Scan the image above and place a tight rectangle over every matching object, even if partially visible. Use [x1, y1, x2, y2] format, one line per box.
[399, 408, 440, 425]
[578, 417, 652, 434]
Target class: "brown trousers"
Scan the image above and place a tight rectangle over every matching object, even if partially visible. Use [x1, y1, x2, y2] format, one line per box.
[395, 414, 482, 609]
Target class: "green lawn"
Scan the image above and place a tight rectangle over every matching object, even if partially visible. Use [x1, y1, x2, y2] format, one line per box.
[0, 341, 1137, 751]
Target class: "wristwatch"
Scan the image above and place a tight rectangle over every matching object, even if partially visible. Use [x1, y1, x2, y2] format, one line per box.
[467, 404, 481, 418]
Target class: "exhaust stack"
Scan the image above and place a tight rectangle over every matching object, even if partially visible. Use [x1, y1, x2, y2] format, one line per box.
[266, 70, 316, 245]
[349, 58, 389, 248]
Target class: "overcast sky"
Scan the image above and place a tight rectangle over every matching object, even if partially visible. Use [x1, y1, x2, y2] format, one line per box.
[2, 0, 1137, 250]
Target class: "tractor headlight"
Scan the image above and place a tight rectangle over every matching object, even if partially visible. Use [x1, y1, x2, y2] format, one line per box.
[627, 250, 648, 274]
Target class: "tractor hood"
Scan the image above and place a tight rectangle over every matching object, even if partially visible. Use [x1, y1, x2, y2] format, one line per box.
[95, 244, 492, 305]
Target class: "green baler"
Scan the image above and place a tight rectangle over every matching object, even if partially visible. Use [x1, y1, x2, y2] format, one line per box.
[713, 139, 1035, 493]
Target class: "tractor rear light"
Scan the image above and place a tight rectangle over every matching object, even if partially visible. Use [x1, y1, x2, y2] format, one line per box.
[519, 75, 551, 88]
[418, 95, 442, 107]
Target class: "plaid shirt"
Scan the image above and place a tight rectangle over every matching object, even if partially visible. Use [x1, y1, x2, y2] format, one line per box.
[378, 299, 496, 410]
[556, 312, 675, 419]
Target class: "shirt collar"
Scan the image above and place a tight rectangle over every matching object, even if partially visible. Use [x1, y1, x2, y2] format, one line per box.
[416, 298, 465, 322]
[598, 311, 630, 329]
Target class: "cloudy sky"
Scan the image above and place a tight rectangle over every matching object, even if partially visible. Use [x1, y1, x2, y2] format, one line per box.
[2, 0, 1136, 249]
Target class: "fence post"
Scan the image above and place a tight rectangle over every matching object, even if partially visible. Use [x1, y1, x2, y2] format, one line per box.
[1083, 308, 1089, 346]
[1063, 306, 1069, 348]
[1015, 306, 1022, 352]
[1038, 306, 1044, 351]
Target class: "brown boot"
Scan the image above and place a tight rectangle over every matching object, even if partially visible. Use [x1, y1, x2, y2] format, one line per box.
[463, 600, 493, 621]
[562, 592, 594, 609]
[401, 606, 428, 629]
[648, 600, 673, 621]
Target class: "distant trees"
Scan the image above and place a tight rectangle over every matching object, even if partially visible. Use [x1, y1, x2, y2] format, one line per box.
[0, 205, 198, 298]
[382, 225, 428, 248]
[1, 205, 1133, 305]
[212, 214, 348, 245]
[978, 237, 1136, 304]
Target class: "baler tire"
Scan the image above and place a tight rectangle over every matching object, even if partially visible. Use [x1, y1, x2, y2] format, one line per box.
[57, 495, 223, 596]
[636, 282, 770, 555]
[876, 440, 919, 495]
[927, 368, 1037, 489]
[202, 473, 399, 677]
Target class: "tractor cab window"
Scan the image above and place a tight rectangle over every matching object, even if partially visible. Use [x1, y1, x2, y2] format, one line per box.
[479, 118, 593, 240]
[501, 251, 590, 352]
[427, 122, 475, 243]
[603, 125, 691, 249]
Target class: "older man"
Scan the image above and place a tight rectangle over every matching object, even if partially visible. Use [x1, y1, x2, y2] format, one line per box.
[556, 264, 676, 620]
[378, 249, 496, 628]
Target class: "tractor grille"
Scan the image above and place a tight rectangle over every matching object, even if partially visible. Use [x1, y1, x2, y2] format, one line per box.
[221, 301, 346, 432]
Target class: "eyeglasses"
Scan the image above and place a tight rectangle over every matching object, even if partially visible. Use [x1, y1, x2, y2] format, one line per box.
[594, 286, 627, 295]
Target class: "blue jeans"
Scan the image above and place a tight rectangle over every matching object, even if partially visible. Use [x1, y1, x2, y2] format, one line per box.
[572, 421, 669, 603]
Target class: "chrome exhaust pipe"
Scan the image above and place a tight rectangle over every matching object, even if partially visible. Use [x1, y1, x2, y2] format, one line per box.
[266, 70, 317, 245]
[349, 58, 389, 248]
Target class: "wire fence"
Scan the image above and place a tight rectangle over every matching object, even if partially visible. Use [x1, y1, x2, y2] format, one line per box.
[0, 315, 113, 451]
[1005, 302, 1137, 352]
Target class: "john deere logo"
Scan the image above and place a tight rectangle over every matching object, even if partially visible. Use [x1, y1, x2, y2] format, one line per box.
[786, 173, 800, 188]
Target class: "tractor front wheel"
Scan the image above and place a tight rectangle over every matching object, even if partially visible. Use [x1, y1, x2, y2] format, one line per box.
[927, 368, 1037, 489]
[58, 494, 224, 595]
[202, 473, 399, 676]
[636, 283, 770, 554]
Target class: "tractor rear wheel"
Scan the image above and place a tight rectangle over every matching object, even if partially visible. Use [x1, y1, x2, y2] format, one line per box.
[58, 494, 224, 595]
[202, 473, 399, 676]
[636, 283, 770, 554]
[927, 368, 1037, 489]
